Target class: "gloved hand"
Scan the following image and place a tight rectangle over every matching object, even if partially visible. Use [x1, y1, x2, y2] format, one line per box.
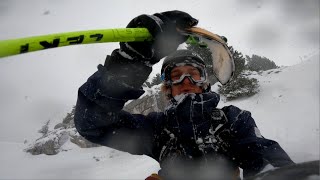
[120, 10, 199, 65]
[101, 50, 151, 99]
[99, 11, 198, 100]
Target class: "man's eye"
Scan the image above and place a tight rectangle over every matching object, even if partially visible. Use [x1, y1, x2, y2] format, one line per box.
[190, 70, 201, 80]
[190, 70, 200, 76]
[190, 71, 199, 76]
[171, 74, 181, 80]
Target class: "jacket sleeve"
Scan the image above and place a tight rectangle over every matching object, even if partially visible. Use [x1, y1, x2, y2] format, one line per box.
[74, 49, 155, 156]
[219, 105, 295, 178]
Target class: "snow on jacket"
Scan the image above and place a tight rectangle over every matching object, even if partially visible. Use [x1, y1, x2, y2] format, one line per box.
[74, 50, 294, 179]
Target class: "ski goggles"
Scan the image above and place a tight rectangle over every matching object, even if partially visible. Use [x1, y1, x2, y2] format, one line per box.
[162, 62, 207, 86]
[179, 27, 235, 85]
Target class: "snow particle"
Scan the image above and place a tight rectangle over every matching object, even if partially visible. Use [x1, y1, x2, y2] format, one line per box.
[196, 138, 203, 144]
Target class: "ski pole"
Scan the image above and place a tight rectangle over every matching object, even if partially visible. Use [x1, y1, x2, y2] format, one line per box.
[0, 28, 153, 58]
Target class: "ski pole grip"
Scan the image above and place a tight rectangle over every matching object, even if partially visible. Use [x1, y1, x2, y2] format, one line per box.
[0, 28, 153, 58]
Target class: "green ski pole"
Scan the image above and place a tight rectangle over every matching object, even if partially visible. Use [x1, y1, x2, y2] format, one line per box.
[0, 28, 153, 58]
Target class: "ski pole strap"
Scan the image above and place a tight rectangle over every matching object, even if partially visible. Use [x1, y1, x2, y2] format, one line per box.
[0, 28, 153, 58]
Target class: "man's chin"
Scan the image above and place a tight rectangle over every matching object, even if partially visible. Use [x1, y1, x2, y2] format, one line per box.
[173, 92, 200, 102]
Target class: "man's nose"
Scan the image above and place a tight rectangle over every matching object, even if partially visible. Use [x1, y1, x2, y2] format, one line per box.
[181, 76, 193, 85]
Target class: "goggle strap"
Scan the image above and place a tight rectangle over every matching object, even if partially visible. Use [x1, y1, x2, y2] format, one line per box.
[161, 73, 165, 81]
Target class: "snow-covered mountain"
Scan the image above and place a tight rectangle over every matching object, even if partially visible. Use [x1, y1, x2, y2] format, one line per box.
[0, 53, 318, 179]
[218, 54, 319, 164]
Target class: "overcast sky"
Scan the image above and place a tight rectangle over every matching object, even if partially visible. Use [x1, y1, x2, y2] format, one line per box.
[0, 0, 319, 66]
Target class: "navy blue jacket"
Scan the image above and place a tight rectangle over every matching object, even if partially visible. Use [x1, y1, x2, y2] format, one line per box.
[74, 50, 294, 179]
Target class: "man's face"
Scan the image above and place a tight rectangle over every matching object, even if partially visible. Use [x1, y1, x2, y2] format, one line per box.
[170, 65, 203, 97]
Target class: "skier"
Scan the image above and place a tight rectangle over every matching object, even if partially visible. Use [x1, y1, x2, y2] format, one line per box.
[74, 10, 294, 179]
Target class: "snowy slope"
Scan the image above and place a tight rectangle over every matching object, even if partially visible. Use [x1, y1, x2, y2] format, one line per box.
[0, 54, 318, 179]
[0, 141, 159, 179]
[218, 54, 319, 163]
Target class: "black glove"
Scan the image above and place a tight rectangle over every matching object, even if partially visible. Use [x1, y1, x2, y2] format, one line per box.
[120, 10, 198, 65]
[102, 50, 151, 92]
[98, 11, 198, 100]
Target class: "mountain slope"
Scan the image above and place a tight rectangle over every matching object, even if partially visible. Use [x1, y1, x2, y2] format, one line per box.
[218, 54, 319, 163]
[0, 55, 318, 179]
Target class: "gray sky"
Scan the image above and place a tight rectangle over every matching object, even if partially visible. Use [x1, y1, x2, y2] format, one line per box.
[233, 0, 319, 60]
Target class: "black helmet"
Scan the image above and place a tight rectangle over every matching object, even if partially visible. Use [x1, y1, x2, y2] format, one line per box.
[160, 49, 210, 94]
[161, 49, 206, 80]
